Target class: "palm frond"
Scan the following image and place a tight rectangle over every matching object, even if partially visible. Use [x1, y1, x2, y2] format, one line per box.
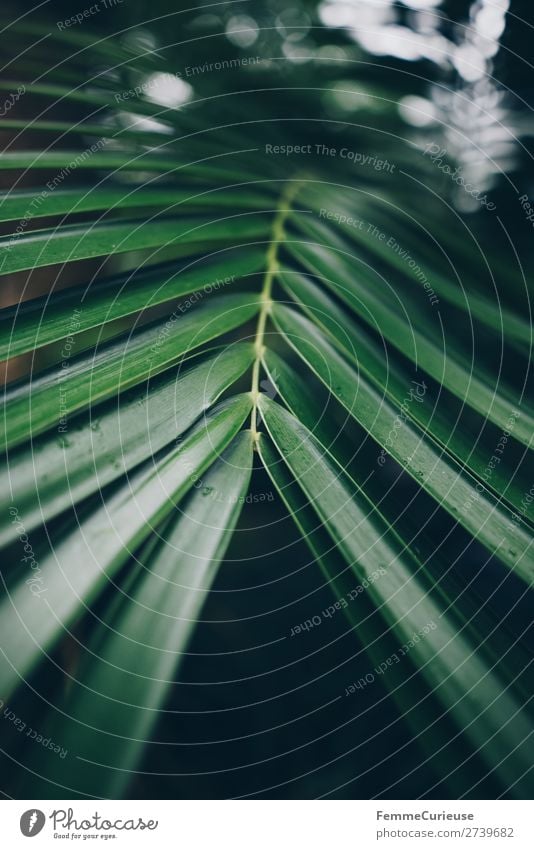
[0, 13, 532, 800]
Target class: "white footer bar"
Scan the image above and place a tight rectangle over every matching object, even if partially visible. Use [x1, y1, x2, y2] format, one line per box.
[1, 799, 532, 848]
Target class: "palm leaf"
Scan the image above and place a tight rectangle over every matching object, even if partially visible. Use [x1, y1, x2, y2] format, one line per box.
[257, 403, 533, 796]
[25, 432, 253, 798]
[0, 15, 532, 800]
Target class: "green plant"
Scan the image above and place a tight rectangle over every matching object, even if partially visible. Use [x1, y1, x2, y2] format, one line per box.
[0, 12, 532, 800]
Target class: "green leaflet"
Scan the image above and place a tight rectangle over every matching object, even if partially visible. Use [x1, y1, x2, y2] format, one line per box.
[277, 266, 531, 517]
[0, 151, 269, 187]
[0, 344, 254, 545]
[26, 431, 254, 799]
[267, 306, 534, 582]
[0, 78, 182, 118]
[0, 185, 270, 223]
[286, 239, 534, 447]
[0, 249, 263, 361]
[0, 118, 163, 141]
[0, 23, 161, 70]
[0, 215, 269, 274]
[1, 292, 259, 450]
[0, 395, 252, 702]
[352, 186, 527, 303]
[257, 436, 476, 797]
[258, 397, 534, 798]
[298, 192, 532, 346]
[260, 354, 533, 686]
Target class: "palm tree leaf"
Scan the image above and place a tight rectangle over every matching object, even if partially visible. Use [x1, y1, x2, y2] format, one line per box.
[2, 293, 259, 449]
[286, 238, 533, 446]
[0, 150, 267, 185]
[0, 17, 532, 799]
[0, 344, 254, 545]
[267, 306, 533, 582]
[300, 186, 532, 346]
[257, 399, 533, 795]
[0, 394, 251, 702]
[277, 266, 531, 516]
[24, 431, 253, 798]
[0, 216, 269, 275]
[0, 250, 263, 361]
[257, 435, 480, 796]
[0, 185, 269, 224]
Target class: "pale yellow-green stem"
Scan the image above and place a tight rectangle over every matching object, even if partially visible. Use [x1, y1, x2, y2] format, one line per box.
[250, 179, 302, 446]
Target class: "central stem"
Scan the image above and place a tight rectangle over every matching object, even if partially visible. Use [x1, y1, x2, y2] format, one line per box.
[250, 179, 301, 446]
